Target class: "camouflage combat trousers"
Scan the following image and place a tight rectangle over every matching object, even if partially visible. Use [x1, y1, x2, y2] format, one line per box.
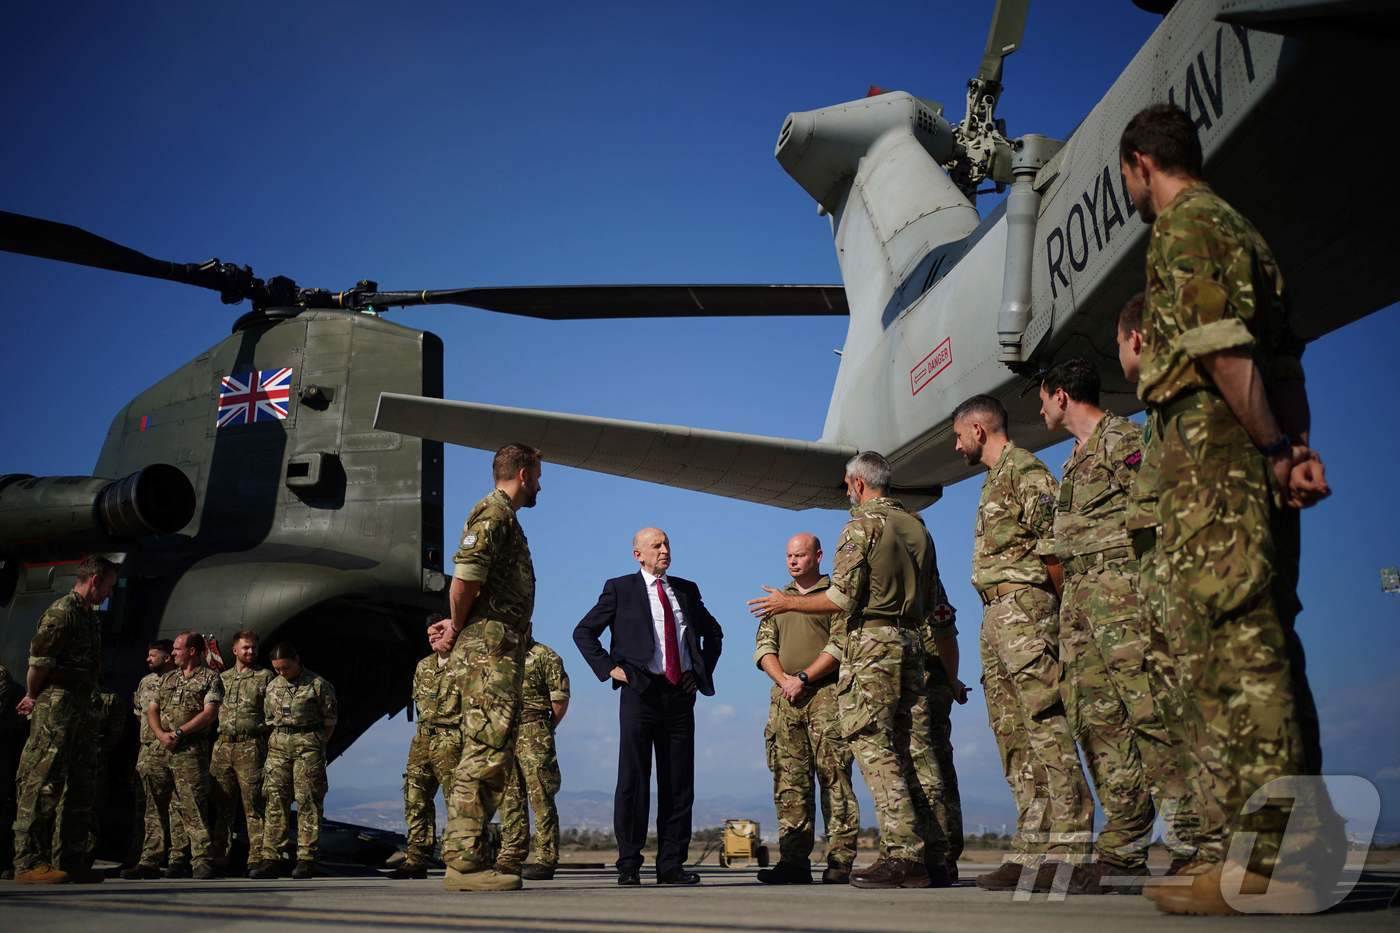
[0, 728, 22, 872]
[11, 685, 97, 872]
[924, 665, 963, 864]
[166, 741, 214, 869]
[1154, 398, 1340, 876]
[135, 742, 186, 868]
[762, 679, 858, 868]
[210, 734, 267, 865]
[836, 623, 946, 864]
[441, 619, 525, 873]
[1059, 561, 1156, 868]
[1136, 540, 1203, 861]
[262, 730, 328, 862]
[979, 586, 1093, 859]
[403, 725, 463, 865]
[497, 719, 564, 869]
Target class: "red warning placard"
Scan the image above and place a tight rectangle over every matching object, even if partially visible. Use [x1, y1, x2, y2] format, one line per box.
[910, 338, 952, 396]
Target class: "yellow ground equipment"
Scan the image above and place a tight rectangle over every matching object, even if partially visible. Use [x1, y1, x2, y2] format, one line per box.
[717, 819, 769, 868]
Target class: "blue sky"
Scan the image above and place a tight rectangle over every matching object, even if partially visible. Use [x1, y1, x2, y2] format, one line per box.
[3, 1, 1396, 837]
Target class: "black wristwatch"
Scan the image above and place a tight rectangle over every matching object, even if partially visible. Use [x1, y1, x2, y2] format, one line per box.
[796, 670, 809, 684]
[1259, 434, 1291, 458]
[173, 727, 184, 743]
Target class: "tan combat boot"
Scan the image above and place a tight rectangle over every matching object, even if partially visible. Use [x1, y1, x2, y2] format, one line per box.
[443, 865, 523, 892]
[15, 864, 70, 884]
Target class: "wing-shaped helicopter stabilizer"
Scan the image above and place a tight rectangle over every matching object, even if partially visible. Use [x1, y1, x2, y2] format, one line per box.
[374, 393, 891, 511]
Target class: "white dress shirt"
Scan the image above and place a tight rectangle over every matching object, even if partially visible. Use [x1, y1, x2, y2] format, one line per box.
[640, 569, 692, 675]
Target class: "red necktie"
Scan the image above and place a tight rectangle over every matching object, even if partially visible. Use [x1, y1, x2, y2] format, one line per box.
[655, 579, 681, 685]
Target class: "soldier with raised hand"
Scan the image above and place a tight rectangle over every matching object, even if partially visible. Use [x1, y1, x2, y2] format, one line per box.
[121, 640, 184, 879]
[389, 614, 463, 879]
[749, 533, 858, 886]
[431, 443, 541, 893]
[748, 452, 952, 890]
[495, 628, 570, 880]
[952, 395, 1093, 892]
[147, 630, 223, 880]
[1119, 103, 1339, 915]
[210, 630, 274, 877]
[252, 642, 337, 880]
[1036, 358, 1162, 893]
[13, 554, 120, 885]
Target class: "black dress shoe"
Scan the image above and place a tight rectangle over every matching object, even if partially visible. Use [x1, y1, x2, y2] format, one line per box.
[656, 869, 701, 885]
[617, 871, 640, 886]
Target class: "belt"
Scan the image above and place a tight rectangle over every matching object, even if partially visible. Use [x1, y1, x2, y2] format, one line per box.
[271, 724, 320, 734]
[218, 730, 266, 741]
[1156, 387, 1222, 424]
[420, 724, 460, 737]
[852, 617, 904, 629]
[976, 581, 1052, 606]
[1061, 546, 1137, 577]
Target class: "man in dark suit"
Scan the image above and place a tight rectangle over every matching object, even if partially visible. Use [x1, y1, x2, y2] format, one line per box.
[573, 527, 723, 886]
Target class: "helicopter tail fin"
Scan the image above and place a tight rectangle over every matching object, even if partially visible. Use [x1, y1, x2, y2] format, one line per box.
[374, 393, 863, 511]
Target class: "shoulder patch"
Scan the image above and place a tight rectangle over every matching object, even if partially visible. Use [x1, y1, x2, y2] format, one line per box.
[1037, 493, 1054, 508]
[462, 533, 477, 548]
[1123, 451, 1142, 469]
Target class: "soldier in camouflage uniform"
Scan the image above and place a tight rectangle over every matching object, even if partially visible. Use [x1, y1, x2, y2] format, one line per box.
[252, 642, 337, 879]
[389, 614, 463, 879]
[496, 632, 570, 880]
[951, 395, 1094, 892]
[432, 443, 542, 893]
[1037, 358, 1161, 892]
[1117, 293, 1204, 872]
[210, 630, 273, 876]
[749, 452, 952, 890]
[12, 555, 119, 885]
[72, 690, 128, 869]
[751, 533, 858, 886]
[121, 640, 184, 879]
[147, 630, 223, 879]
[0, 662, 27, 879]
[916, 610, 968, 879]
[1120, 104, 1340, 915]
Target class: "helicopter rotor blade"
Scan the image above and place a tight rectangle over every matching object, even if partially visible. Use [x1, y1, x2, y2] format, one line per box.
[366, 284, 848, 318]
[976, 0, 1030, 87]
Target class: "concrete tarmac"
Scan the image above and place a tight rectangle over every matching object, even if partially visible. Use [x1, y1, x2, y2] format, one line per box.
[3, 861, 1397, 932]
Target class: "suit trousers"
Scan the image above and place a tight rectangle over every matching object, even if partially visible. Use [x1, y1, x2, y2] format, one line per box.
[615, 679, 695, 875]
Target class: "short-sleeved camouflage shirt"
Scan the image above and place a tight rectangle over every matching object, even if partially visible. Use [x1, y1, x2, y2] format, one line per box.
[28, 591, 103, 691]
[134, 671, 165, 746]
[218, 666, 274, 736]
[412, 653, 461, 728]
[1044, 413, 1142, 562]
[265, 668, 337, 730]
[754, 575, 847, 670]
[156, 665, 223, 732]
[520, 641, 570, 723]
[452, 489, 535, 633]
[972, 442, 1057, 592]
[828, 497, 954, 634]
[1138, 183, 1305, 406]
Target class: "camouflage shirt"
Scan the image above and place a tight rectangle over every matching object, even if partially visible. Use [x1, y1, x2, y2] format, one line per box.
[828, 497, 954, 634]
[412, 652, 462, 729]
[1138, 182, 1305, 407]
[134, 671, 166, 746]
[1124, 418, 1160, 534]
[519, 641, 570, 724]
[28, 590, 103, 691]
[972, 442, 1057, 592]
[155, 665, 223, 733]
[265, 668, 337, 730]
[217, 666, 274, 737]
[754, 575, 847, 670]
[452, 488, 535, 633]
[1043, 413, 1142, 562]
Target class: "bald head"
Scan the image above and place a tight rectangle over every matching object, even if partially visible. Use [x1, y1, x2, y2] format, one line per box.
[786, 533, 822, 585]
[632, 527, 672, 576]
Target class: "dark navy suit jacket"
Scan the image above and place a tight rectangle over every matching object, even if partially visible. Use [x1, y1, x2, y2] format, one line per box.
[573, 572, 723, 696]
